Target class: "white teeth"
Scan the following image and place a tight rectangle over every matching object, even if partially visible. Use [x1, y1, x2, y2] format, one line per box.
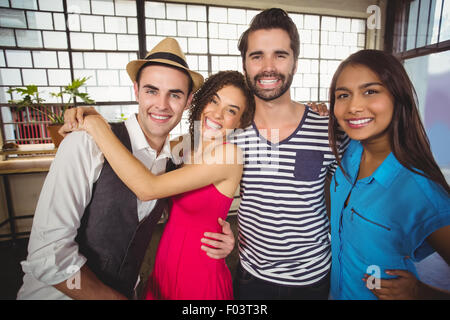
[259, 79, 278, 84]
[348, 118, 372, 125]
[206, 118, 222, 130]
[151, 114, 169, 120]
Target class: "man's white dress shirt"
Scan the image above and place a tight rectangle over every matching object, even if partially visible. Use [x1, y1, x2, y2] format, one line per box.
[17, 114, 172, 299]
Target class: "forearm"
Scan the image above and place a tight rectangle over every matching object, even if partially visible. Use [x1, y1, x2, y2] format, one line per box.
[53, 264, 127, 300]
[87, 119, 157, 200]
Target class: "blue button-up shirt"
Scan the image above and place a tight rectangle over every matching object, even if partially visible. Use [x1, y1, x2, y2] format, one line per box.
[330, 140, 450, 300]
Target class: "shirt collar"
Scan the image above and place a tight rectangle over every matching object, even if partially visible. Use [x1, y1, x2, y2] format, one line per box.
[347, 140, 403, 188]
[124, 114, 173, 160]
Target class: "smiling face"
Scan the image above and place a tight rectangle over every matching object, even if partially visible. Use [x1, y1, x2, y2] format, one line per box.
[244, 28, 297, 101]
[134, 64, 192, 150]
[333, 64, 394, 146]
[199, 85, 247, 140]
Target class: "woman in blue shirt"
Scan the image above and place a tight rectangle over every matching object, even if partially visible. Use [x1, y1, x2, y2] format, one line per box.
[327, 49, 450, 299]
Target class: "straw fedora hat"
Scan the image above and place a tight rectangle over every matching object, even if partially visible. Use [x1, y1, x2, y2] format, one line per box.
[126, 37, 204, 93]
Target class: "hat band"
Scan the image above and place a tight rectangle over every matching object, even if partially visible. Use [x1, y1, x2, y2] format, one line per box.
[145, 52, 188, 69]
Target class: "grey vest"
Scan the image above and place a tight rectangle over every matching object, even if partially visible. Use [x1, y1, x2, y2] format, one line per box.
[75, 122, 174, 298]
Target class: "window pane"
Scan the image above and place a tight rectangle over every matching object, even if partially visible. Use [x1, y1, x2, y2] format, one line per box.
[407, 0, 419, 50]
[440, 0, 450, 42]
[404, 50, 450, 180]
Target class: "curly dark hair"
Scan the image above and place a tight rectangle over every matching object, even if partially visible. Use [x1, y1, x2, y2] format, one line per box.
[188, 70, 255, 147]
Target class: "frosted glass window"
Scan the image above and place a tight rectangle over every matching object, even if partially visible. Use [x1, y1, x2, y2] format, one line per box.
[336, 18, 351, 32]
[343, 32, 357, 46]
[22, 69, 48, 85]
[11, 0, 37, 10]
[198, 56, 208, 71]
[290, 13, 303, 29]
[32, 51, 58, 68]
[0, 52, 5, 67]
[351, 19, 366, 33]
[178, 21, 197, 37]
[66, 0, 91, 14]
[16, 29, 43, 47]
[107, 52, 129, 69]
[219, 56, 238, 71]
[298, 59, 311, 73]
[303, 44, 319, 58]
[67, 14, 81, 31]
[188, 38, 207, 54]
[299, 30, 312, 44]
[6, 50, 32, 67]
[145, 1, 165, 19]
[0, 9, 27, 28]
[186, 55, 198, 70]
[321, 45, 335, 59]
[228, 40, 239, 55]
[198, 22, 207, 37]
[167, 3, 186, 20]
[146, 35, 165, 51]
[84, 52, 107, 69]
[209, 7, 227, 23]
[329, 32, 343, 45]
[53, 13, 66, 30]
[48, 69, 71, 85]
[105, 16, 127, 33]
[43, 31, 67, 48]
[304, 15, 320, 30]
[97, 70, 120, 86]
[27, 11, 53, 30]
[58, 52, 70, 68]
[127, 18, 137, 34]
[117, 34, 138, 51]
[0, 68, 22, 85]
[115, 0, 137, 16]
[0, 29, 16, 46]
[94, 33, 117, 50]
[80, 15, 104, 32]
[440, 0, 450, 42]
[228, 8, 246, 25]
[220, 24, 238, 40]
[322, 17, 336, 31]
[187, 5, 206, 22]
[156, 20, 177, 36]
[70, 32, 93, 49]
[91, 0, 114, 15]
[38, 0, 64, 12]
[209, 39, 228, 54]
[146, 19, 156, 34]
[321, 31, 328, 45]
[209, 23, 218, 38]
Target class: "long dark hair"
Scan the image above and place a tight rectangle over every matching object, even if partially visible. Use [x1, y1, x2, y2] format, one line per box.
[328, 49, 449, 194]
[188, 70, 255, 148]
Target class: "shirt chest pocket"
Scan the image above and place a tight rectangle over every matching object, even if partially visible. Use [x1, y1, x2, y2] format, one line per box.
[294, 150, 324, 181]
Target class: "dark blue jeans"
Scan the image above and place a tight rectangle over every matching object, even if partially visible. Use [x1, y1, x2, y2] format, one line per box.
[233, 263, 330, 300]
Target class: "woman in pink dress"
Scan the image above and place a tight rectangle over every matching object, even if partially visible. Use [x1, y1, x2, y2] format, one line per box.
[65, 71, 255, 299]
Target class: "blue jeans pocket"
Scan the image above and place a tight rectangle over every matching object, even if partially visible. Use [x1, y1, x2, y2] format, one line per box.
[294, 150, 324, 181]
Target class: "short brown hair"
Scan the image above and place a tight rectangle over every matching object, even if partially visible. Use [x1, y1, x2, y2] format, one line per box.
[238, 8, 300, 63]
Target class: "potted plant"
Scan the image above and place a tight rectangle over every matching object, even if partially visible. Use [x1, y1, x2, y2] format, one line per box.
[7, 77, 94, 147]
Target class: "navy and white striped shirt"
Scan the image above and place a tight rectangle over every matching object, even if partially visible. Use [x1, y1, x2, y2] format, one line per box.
[230, 107, 349, 286]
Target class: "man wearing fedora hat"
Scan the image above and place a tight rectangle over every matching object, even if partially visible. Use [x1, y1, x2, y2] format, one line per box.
[17, 38, 235, 300]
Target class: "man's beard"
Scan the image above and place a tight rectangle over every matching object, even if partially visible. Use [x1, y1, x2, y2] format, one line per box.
[246, 69, 295, 101]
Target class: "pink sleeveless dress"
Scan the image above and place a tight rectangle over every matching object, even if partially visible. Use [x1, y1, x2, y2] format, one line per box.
[145, 184, 234, 300]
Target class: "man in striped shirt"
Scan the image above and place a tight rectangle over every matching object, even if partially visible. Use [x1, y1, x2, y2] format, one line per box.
[231, 8, 348, 299]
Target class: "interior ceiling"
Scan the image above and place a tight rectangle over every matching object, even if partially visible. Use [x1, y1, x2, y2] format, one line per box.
[167, 0, 383, 18]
